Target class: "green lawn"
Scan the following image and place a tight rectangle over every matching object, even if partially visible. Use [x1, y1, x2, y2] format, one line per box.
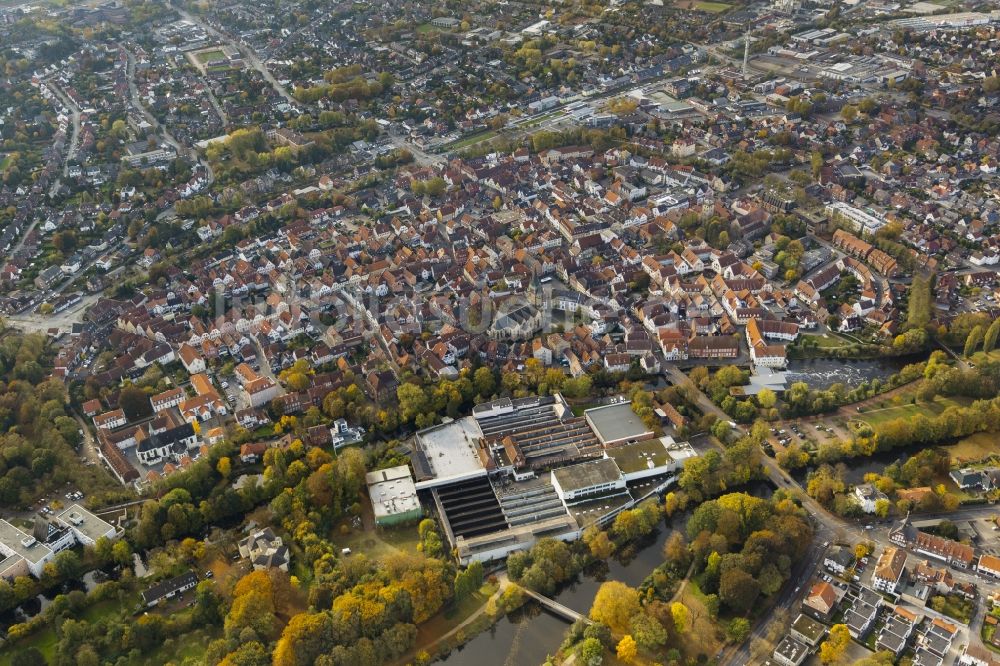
[798, 333, 850, 349]
[972, 350, 1000, 364]
[854, 395, 972, 428]
[571, 401, 601, 417]
[0, 628, 57, 666]
[415, 23, 442, 34]
[130, 626, 220, 665]
[341, 523, 421, 560]
[946, 433, 998, 464]
[444, 129, 498, 151]
[194, 49, 227, 64]
[695, 1, 732, 12]
[80, 597, 134, 623]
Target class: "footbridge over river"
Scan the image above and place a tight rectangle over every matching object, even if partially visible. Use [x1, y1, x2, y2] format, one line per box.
[520, 587, 592, 624]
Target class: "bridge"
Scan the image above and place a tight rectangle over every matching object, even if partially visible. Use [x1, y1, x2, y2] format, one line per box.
[520, 587, 591, 624]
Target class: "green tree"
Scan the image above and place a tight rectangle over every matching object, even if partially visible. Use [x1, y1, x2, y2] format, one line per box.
[576, 637, 604, 666]
[965, 324, 985, 357]
[629, 612, 668, 649]
[397, 383, 428, 424]
[811, 151, 823, 179]
[726, 617, 751, 643]
[906, 274, 932, 329]
[984, 319, 1000, 354]
[473, 367, 496, 398]
[118, 384, 152, 420]
[112, 540, 133, 567]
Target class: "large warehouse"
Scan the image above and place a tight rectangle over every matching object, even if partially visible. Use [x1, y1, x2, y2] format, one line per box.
[408, 395, 699, 564]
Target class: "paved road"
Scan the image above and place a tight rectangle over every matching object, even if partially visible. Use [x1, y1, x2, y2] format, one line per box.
[6, 218, 39, 260]
[205, 87, 229, 126]
[665, 363, 1000, 663]
[664, 364, 863, 664]
[74, 413, 103, 467]
[435, 45, 741, 157]
[171, 3, 299, 108]
[42, 77, 82, 175]
[125, 48, 213, 183]
[6, 291, 102, 333]
[386, 132, 446, 168]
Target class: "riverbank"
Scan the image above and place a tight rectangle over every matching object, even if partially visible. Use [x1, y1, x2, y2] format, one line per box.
[431, 482, 776, 665]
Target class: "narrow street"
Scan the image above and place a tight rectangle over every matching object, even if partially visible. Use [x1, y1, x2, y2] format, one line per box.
[664, 362, 996, 664]
[386, 132, 446, 168]
[6, 291, 103, 333]
[665, 364, 866, 664]
[43, 78, 82, 174]
[170, 3, 299, 108]
[205, 88, 229, 127]
[125, 48, 213, 185]
[74, 413, 103, 467]
[5, 218, 38, 259]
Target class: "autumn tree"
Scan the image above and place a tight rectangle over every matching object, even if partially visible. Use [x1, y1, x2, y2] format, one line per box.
[819, 624, 851, 664]
[583, 526, 615, 560]
[719, 568, 760, 614]
[616, 635, 638, 664]
[272, 612, 335, 666]
[670, 602, 691, 634]
[225, 570, 277, 640]
[590, 581, 641, 635]
[756, 388, 777, 410]
[663, 532, 690, 572]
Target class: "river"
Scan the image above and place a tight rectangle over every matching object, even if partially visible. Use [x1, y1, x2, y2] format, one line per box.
[435, 528, 676, 666]
[435, 482, 774, 666]
[784, 356, 918, 391]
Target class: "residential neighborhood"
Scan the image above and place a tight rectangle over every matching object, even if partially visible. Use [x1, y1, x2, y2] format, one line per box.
[1, 0, 1000, 664]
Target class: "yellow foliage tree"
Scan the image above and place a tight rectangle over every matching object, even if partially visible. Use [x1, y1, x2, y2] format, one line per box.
[819, 624, 850, 664]
[590, 581, 641, 635]
[616, 635, 638, 663]
[670, 602, 691, 634]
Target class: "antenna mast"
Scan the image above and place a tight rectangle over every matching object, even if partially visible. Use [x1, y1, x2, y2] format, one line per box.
[743, 25, 750, 79]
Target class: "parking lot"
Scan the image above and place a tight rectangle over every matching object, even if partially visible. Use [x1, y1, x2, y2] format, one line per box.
[6, 487, 88, 525]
